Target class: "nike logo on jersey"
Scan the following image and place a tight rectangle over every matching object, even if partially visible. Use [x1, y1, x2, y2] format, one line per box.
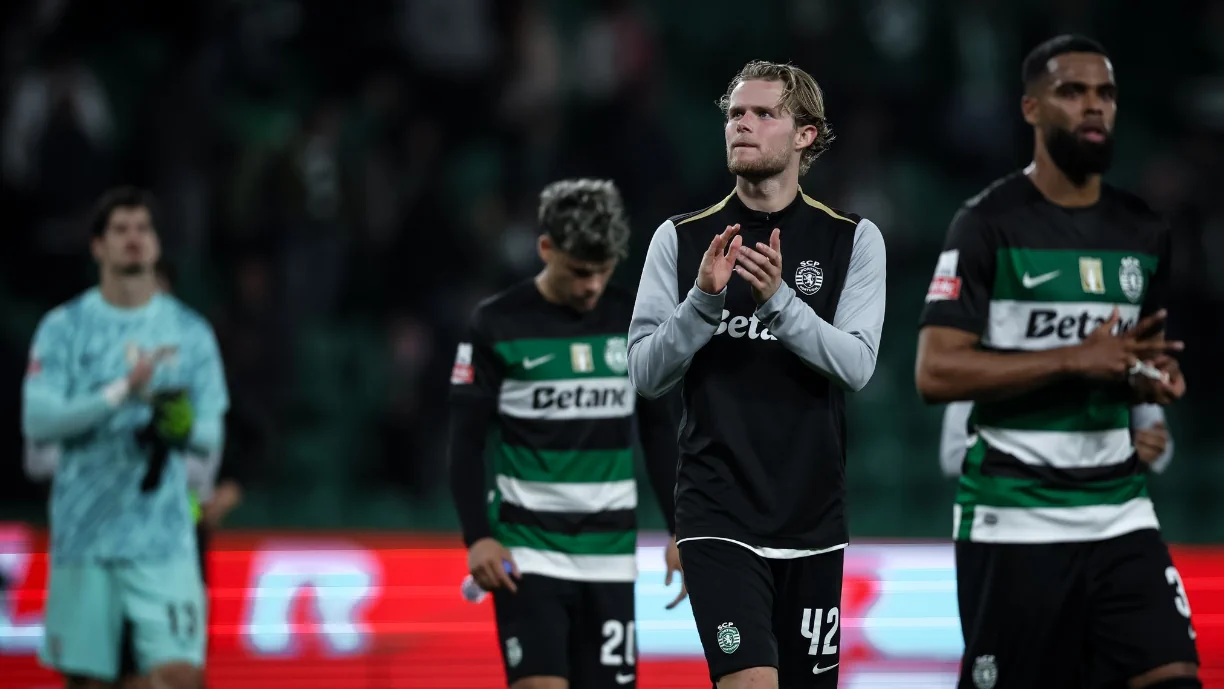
[1021, 270, 1060, 288]
[522, 354, 555, 370]
[614, 673, 635, 685]
[812, 662, 838, 675]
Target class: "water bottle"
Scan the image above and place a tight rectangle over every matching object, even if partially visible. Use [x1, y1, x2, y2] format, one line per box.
[461, 575, 488, 603]
[460, 560, 514, 603]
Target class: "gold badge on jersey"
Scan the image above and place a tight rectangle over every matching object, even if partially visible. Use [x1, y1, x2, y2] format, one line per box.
[570, 342, 594, 373]
[1079, 257, 1105, 294]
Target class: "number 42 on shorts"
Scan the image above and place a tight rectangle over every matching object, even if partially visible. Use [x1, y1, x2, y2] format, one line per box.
[801, 607, 840, 655]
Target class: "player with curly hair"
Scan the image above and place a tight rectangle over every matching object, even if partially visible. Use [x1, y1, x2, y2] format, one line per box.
[447, 179, 683, 689]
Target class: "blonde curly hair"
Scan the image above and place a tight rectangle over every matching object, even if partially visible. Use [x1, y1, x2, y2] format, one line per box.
[718, 61, 835, 175]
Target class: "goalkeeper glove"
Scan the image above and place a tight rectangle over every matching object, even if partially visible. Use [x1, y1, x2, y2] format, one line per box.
[137, 389, 194, 492]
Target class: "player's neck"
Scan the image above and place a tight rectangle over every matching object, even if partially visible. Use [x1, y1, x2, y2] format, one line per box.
[99, 273, 158, 309]
[533, 271, 567, 308]
[1025, 155, 1101, 208]
[735, 171, 799, 213]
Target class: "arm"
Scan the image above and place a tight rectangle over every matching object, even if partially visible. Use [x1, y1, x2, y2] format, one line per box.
[754, 219, 886, 391]
[23, 440, 60, 482]
[447, 317, 507, 547]
[1127, 225, 1184, 405]
[22, 310, 130, 442]
[1131, 404, 1174, 474]
[185, 449, 223, 501]
[917, 328, 1075, 403]
[628, 221, 726, 399]
[939, 401, 973, 478]
[915, 208, 1075, 403]
[186, 324, 230, 458]
[635, 392, 678, 535]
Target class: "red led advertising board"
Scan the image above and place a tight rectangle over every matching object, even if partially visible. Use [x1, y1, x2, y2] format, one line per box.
[1, 525, 1221, 688]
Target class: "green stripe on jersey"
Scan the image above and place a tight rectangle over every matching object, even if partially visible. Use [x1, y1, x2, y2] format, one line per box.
[494, 335, 629, 381]
[992, 248, 1158, 304]
[953, 437, 1152, 541]
[957, 472, 1148, 510]
[497, 522, 636, 555]
[973, 386, 1129, 432]
[498, 444, 635, 483]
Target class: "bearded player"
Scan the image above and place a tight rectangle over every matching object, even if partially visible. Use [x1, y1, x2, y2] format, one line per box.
[916, 35, 1198, 688]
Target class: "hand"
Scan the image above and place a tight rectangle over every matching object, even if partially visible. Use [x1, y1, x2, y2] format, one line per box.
[135, 389, 194, 493]
[202, 479, 242, 527]
[663, 535, 688, 610]
[1134, 422, 1168, 466]
[150, 390, 194, 449]
[696, 224, 742, 295]
[1067, 309, 1183, 381]
[127, 355, 156, 392]
[468, 538, 520, 594]
[735, 228, 783, 304]
[1131, 354, 1186, 405]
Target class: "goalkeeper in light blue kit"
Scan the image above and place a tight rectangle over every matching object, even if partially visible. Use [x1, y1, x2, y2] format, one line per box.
[22, 187, 229, 689]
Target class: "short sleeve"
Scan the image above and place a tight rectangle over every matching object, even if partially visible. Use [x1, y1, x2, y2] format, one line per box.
[918, 208, 999, 336]
[449, 310, 506, 403]
[1140, 224, 1172, 319]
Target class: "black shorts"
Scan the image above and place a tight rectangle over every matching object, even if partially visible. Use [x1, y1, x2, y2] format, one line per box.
[957, 528, 1199, 689]
[679, 539, 844, 687]
[492, 574, 636, 688]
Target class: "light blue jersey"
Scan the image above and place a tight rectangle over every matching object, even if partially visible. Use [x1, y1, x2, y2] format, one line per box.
[23, 287, 229, 565]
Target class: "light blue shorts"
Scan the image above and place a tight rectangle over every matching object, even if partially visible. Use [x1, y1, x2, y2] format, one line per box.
[40, 557, 206, 681]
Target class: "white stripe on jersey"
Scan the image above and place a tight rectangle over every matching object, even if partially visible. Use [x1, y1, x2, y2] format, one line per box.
[977, 426, 1133, 470]
[496, 475, 637, 513]
[509, 547, 637, 582]
[983, 300, 1141, 351]
[498, 377, 636, 421]
[954, 497, 1159, 543]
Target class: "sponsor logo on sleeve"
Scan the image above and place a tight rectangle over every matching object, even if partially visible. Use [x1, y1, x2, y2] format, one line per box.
[450, 343, 474, 385]
[926, 249, 962, 302]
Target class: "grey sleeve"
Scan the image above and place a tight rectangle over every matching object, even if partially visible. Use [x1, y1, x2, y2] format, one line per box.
[1131, 404, 1173, 474]
[185, 448, 224, 501]
[754, 218, 887, 391]
[940, 401, 974, 477]
[23, 440, 59, 482]
[628, 220, 726, 399]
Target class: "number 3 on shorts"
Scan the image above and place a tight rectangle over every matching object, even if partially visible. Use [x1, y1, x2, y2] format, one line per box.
[167, 601, 199, 641]
[1165, 566, 1192, 619]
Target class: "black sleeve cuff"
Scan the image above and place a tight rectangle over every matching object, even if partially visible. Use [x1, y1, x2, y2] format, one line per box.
[918, 311, 986, 337]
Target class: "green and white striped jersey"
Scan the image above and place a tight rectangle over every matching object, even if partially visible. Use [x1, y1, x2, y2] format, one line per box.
[920, 172, 1172, 544]
[449, 280, 676, 582]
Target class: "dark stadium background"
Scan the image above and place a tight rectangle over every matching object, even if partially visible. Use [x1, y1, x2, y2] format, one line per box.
[0, 1, 1222, 687]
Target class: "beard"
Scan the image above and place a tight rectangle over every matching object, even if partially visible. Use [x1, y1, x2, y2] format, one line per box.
[115, 261, 151, 277]
[727, 146, 789, 181]
[1044, 125, 1114, 187]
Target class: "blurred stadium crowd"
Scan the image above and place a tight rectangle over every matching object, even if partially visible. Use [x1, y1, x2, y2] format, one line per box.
[0, 0, 1222, 539]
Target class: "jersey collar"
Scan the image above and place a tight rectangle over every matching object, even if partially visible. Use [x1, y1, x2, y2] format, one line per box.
[726, 187, 804, 227]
